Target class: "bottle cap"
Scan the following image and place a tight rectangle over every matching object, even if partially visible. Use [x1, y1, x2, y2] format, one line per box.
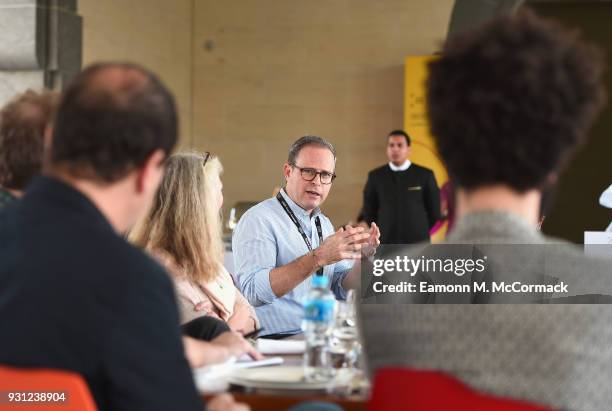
[311, 275, 328, 288]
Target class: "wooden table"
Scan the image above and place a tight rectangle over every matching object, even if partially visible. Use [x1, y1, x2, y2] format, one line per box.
[202, 336, 368, 411]
[225, 392, 366, 411]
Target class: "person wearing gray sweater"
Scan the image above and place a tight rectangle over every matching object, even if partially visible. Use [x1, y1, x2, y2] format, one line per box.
[359, 10, 612, 411]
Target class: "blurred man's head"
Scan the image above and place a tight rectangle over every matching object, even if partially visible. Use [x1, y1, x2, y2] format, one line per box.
[0, 90, 58, 196]
[386, 129, 411, 166]
[427, 10, 605, 195]
[50, 62, 178, 229]
[284, 135, 337, 213]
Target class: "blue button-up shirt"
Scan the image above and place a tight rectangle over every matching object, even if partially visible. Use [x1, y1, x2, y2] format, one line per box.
[232, 189, 353, 336]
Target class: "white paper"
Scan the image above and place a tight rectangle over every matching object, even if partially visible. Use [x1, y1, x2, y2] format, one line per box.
[585, 231, 612, 244]
[256, 338, 306, 355]
[193, 356, 284, 393]
[235, 356, 284, 368]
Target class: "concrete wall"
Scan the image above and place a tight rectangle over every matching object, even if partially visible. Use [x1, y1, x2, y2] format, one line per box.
[79, 0, 193, 142]
[33, 0, 612, 239]
[191, 0, 454, 225]
[0, 0, 81, 104]
[79, 0, 453, 225]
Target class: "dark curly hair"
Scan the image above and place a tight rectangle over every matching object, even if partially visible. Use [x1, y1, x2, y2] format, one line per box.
[0, 90, 58, 190]
[427, 9, 606, 192]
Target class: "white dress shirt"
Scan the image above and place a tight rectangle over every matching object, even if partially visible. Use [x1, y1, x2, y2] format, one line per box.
[388, 159, 411, 172]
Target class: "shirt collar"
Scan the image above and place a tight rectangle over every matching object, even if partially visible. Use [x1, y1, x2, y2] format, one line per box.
[280, 188, 322, 219]
[388, 160, 411, 171]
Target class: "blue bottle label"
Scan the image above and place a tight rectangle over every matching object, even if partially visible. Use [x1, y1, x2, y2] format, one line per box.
[304, 299, 335, 322]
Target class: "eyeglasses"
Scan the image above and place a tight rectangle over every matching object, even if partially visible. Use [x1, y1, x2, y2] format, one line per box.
[203, 151, 211, 167]
[291, 164, 336, 184]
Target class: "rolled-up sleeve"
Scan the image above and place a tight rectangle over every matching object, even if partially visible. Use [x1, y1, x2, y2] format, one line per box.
[232, 212, 278, 307]
[331, 259, 354, 301]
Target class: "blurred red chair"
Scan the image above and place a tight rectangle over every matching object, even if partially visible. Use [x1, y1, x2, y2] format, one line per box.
[367, 367, 556, 411]
[0, 365, 97, 411]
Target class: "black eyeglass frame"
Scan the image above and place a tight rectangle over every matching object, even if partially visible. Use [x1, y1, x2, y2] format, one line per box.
[290, 163, 337, 185]
[202, 151, 211, 167]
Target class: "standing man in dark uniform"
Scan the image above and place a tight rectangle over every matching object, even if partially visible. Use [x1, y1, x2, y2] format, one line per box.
[361, 129, 440, 244]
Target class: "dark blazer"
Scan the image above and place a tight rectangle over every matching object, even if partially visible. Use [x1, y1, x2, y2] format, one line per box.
[362, 163, 441, 244]
[0, 177, 203, 411]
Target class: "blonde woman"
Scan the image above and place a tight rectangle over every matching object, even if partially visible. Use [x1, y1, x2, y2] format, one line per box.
[131, 152, 258, 334]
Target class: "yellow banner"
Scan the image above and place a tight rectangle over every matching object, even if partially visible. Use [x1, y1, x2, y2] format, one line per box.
[405, 55, 448, 240]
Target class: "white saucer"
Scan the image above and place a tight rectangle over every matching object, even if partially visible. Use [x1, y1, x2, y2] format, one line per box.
[228, 366, 331, 390]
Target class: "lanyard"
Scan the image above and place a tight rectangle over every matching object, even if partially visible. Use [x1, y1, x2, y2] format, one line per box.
[276, 191, 324, 276]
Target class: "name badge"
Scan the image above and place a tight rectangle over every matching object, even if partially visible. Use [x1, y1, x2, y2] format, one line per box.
[407, 186, 422, 191]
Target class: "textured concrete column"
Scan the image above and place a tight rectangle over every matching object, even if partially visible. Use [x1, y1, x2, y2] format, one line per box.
[0, 0, 81, 105]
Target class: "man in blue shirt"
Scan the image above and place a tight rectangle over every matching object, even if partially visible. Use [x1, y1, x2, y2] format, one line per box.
[233, 136, 380, 337]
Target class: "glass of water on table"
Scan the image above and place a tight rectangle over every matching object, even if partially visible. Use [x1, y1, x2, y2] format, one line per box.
[327, 290, 365, 395]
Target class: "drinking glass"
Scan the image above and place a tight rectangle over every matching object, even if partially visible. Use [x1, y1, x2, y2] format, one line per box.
[327, 290, 366, 395]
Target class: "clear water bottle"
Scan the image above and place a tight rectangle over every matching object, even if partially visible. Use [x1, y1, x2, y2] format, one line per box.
[302, 275, 336, 382]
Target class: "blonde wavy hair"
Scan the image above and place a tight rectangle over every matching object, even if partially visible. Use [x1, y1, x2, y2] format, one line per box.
[130, 151, 224, 284]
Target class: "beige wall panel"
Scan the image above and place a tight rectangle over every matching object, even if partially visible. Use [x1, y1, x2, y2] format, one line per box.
[75, 0, 455, 225]
[79, 0, 193, 143]
[79, 0, 452, 225]
[192, 0, 453, 225]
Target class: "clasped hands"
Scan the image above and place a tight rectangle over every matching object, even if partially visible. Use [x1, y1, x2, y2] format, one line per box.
[313, 222, 381, 267]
